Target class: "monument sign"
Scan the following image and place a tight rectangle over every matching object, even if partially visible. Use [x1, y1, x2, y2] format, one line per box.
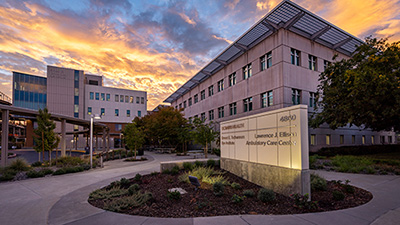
[220, 105, 310, 196]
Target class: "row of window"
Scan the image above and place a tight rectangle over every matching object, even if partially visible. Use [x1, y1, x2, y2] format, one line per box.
[188, 91, 274, 121]
[292, 89, 317, 108]
[87, 107, 142, 117]
[89, 92, 145, 104]
[311, 134, 394, 146]
[291, 48, 330, 71]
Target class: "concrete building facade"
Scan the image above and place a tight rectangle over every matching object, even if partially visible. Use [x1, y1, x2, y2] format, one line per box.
[164, 0, 396, 151]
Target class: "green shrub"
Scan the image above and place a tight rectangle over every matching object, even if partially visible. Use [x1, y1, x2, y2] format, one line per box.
[53, 166, 83, 175]
[167, 190, 181, 200]
[309, 155, 318, 169]
[103, 191, 153, 212]
[54, 156, 84, 167]
[162, 169, 171, 174]
[178, 174, 189, 183]
[31, 161, 42, 167]
[89, 186, 128, 200]
[82, 164, 91, 171]
[231, 194, 245, 203]
[213, 182, 225, 196]
[257, 188, 276, 203]
[212, 148, 221, 156]
[27, 170, 44, 178]
[292, 193, 318, 209]
[343, 180, 355, 194]
[134, 173, 142, 181]
[170, 166, 180, 175]
[150, 171, 159, 176]
[202, 174, 228, 185]
[41, 168, 53, 175]
[120, 178, 130, 186]
[9, 158, 29, 171]
[52, 168, 67, 175]
[231, 182, 241, 190]
[183, 162, 194, 171]
[128, 184, 140, 195]
[0, 169, 16, 181]
[206, 159, 216, 167]
[333, 190, 345, 201]
[194, 161, 204, 167]
[243, 189, 255, 197]
[310, 173, 327, 191]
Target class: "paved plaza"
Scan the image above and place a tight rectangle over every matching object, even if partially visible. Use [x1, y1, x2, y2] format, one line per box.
[0, 152, 399, 225]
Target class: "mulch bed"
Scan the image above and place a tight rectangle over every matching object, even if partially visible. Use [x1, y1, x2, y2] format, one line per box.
[88, 168, 373, 218]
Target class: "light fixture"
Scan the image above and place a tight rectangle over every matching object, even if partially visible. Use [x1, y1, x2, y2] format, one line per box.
[90, 114, 102, 168]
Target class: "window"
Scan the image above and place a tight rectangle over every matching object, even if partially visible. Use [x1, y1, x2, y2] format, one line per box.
[326, 135, 331, 145]
[243, 63, 252, 79]
[115, 124, 122, 131]
[141, 97, 144, 104]
[388, 136, 393, 144]
[88, 80, 98, 85]
[95, 92, 99, 100]
[125, 96, 129, 103]
[115, 109, 119, 116]
[310, 134, 316, 145]
[130, 96, 133, 103]
[308, 54, 317, 71]
[101, 93, 105, 101]
[88, 107, 92, 115]
[127, 110, 130, 117]
[352, 135, 356, 144]
[261, 91, 273, 108]
[188, 98, 192, 106]
[183, 101, 187, 108]
[292, 89, 301, 105]
[209, 110, 214, 120]
[243, 97, 253, 112]
[194, 94, 198, 103]
[362, 135, 366, 144]
[371, 135, 375, 144]
[106, 93, 110, 101]
[324, 60, 330, 71]
[115, 94, 119, 102]
[201, 112, 206, 121]
[340, 135, 344, 144]
[138, 111, 141, 117]
[208, 85, 214, 96]
[101, 108, 105, 116]
[179, 103, 182, 109]
[291, 48, 300, 66]
[218, 107, 224, 118]
[120, 95, 124, 102]
[90, 92, 94, 100]
[229, 103, 237, 115]
[229, 73, 236, 86]
[136, 97, 140, 104]
[218, 79, 224, 92]
[201, 90, 206, 100]
[380, 136, 385, 144]
[309, 92, 316, 107]
[260, 52, 272, 71]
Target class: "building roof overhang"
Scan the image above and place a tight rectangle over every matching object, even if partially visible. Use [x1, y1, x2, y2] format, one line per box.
[163, 0, 363, 104]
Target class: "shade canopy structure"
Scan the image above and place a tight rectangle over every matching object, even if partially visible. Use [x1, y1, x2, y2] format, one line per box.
[164, 0, 363, 104]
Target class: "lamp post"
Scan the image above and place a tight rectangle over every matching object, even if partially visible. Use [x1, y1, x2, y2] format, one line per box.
[90, 114, 101, 168]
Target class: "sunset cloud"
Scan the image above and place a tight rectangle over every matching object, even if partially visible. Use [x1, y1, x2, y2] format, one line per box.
[0, 0, 399, 110]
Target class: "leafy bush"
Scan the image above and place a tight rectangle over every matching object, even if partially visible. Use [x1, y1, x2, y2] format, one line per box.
[31, 161, 42, 167]
[120, 178, 130, 186]
[162, 169, 171, 174]
[0, 168, 16, 181]
[257, 188, 276, 203]
[9, 158, 29, 171]
[343, 180, 355, 194]
[201, 174, 228, 185]
[26, 169, 53, 178]
[194, 161, 204, 167]
[231, 194, 245, 203]
[332, 190, 345, 201]
[103, 191, 153, 212]
[317, 144, 400, 157]
[310, 173, 327, 191]
[243, 189, 255, 197]
[183, 162, 194, 171]
[167, 190, 181, 200]
[212, 148, 220, 156]
[213, 181, 225, 196]
[309, 155, 318, 169]
[52, 166, 84, 175]
[128, 184, 140, 195]
[292, 193, 318, 209]
[206, 159, 216, 167]
[150, 171, 159, 176]
[331, 155, 375, 173]
[134, 174, 142, 181]
[54, 156, 84, 168]
[89, 187, 128, 200]
[170, 166, 180, 175]
[231, 182, 241, 190]
[178, 174, 189, 183]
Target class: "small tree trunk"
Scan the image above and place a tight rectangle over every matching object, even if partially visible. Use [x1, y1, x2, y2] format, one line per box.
[55, 147, 58, 166]
[134, 146, 137, 160]
[204, 142, 208, 158]
[49, 149, 51, 165]
[42, 132, 44, 162]
[38, 152, 41, 162]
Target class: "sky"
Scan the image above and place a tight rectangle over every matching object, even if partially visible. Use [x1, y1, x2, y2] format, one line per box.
[0, 0, 399, 110]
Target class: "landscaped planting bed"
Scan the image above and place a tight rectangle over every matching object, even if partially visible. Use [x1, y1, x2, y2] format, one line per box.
[88, 164, 372, 218]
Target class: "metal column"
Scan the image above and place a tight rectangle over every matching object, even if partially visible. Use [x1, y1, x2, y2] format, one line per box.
[1, 109, 9, 167]
[61, 119, 66, 157]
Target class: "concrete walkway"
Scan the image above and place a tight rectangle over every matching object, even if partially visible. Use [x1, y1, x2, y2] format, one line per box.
[0, 152, 399, 225]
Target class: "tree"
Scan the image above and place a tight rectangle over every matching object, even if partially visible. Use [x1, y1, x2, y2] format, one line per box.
[33, 108, 60, 162]
[191, 117, 218, 158]
[310, 38, 400, 132]
[123, 121, 145, 160]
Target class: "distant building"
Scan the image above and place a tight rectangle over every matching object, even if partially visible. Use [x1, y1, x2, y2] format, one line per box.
[164, 0, 396, 151]
[12, 66, 147, 148]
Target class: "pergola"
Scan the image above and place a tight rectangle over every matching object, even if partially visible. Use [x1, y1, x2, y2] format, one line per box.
[0, 104, 110, 167]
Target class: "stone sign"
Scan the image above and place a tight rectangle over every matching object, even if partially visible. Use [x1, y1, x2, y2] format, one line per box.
[220, 105, 310, 196]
